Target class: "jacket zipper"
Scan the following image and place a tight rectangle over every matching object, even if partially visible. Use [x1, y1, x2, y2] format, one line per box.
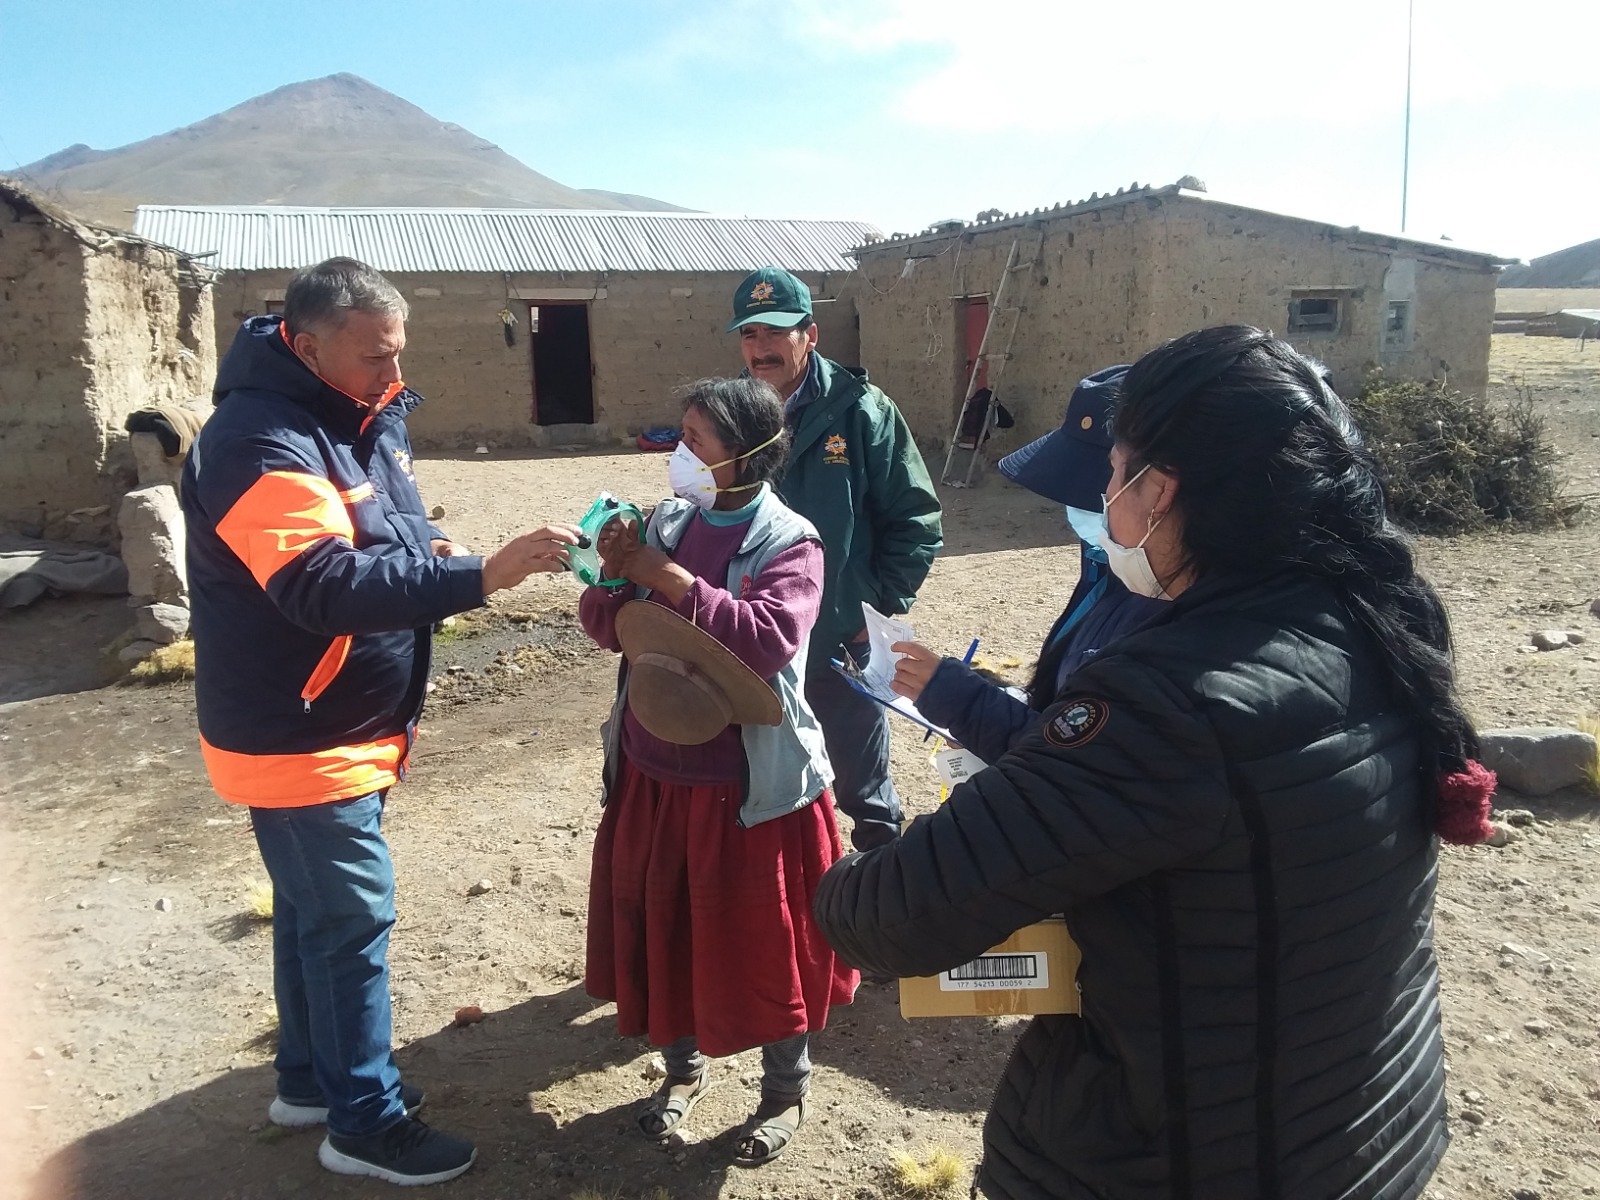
[301, 634, 352, 713]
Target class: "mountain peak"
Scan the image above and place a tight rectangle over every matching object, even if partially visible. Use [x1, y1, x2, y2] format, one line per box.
[9, 77, 686, 228]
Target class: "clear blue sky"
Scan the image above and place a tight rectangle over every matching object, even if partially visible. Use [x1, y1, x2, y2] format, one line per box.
[2, 0, 1595, 261]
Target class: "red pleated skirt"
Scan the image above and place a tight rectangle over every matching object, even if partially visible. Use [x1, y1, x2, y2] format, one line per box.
[585, 756, 859, 1057]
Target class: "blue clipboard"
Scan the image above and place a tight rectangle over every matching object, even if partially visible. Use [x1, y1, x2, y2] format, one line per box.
[830, 658, 953, 741]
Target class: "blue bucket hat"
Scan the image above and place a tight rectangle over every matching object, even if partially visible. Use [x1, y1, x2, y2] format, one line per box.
[997, 364, 1129, 509]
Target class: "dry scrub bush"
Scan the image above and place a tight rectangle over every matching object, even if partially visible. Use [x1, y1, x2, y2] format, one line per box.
[1349, 374, 1578, 534]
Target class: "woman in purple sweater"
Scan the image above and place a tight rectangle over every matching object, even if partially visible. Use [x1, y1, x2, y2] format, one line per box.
[577, 378, 856, 1167]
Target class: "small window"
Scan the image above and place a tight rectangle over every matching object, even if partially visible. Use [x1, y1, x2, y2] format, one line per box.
[263, 299, 285, 315]
[1384, 300, 1412, 349]
[1288, 296, 1342, 334]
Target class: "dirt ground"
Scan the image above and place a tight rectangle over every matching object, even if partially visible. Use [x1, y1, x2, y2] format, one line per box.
[2, 335, 1597, 1200]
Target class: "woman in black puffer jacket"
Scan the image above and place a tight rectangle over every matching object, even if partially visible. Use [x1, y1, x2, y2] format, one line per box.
[813, 326, 1494, 1200]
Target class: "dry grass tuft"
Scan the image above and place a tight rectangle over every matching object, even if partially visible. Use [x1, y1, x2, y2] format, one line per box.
[127, 639, 196, 683]
[889, 1143, 968, 1197]
[1577, 714, 1600, 793]
[245, 879, 274, 921]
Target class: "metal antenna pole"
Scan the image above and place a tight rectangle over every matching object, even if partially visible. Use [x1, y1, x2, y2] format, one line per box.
[1401, 0, 1413, 232]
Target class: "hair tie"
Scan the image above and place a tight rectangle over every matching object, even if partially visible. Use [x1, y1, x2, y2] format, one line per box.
[1435, 760, 1496, 845]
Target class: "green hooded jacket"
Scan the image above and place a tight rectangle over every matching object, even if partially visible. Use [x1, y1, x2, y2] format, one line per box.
[777, 354, 943, 663]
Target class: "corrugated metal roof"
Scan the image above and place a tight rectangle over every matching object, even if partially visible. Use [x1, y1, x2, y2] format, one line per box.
[131, 205, 880, 274]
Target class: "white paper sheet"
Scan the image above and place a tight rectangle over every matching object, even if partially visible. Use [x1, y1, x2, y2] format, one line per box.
[860, 602, 915, 694]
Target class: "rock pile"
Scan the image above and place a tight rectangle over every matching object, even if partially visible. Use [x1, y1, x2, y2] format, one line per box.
[117, 483, 190, 664]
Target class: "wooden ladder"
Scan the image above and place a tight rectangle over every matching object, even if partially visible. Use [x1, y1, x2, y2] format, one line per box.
[940, 226, 1046, 488]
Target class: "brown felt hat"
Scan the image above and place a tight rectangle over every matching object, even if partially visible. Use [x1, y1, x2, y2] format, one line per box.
[614, 600, 782, 745]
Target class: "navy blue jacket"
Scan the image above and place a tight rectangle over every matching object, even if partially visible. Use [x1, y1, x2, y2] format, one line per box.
[181, 316, 483, 806]
[917, 548, 1164, 764]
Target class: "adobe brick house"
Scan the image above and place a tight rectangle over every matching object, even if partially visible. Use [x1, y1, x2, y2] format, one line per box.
[0, 181, 214, 540]
[134, 206, 878, 449]
[848, 183, 1508, 458]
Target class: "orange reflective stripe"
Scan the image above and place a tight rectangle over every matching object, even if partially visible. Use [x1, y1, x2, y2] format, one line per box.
[215, 471, 355, 589]
[359, 380, 406, 434]
[200, 733, 408, 807]
[338, 482, 374, 503]
[301, 634, 352, 708]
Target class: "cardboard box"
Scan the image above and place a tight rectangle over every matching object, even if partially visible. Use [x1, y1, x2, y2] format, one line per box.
[898, 917, 1082, 1019]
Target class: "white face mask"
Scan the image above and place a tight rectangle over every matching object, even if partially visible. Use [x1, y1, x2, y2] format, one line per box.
[1096, 465, 1172, 601]
[1064, 505, 1110, 562]
[667, 428, 783, 510]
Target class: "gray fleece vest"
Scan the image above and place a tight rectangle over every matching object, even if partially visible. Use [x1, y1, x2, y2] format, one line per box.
[600, 489, 834, 827]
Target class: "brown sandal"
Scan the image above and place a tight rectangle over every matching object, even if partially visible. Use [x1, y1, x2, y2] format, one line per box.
[732, 1093, 807, 1167]
[636, 1068, 714, 1141]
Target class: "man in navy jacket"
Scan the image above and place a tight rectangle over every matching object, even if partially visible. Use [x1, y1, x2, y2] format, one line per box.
[183, 258, 577, 1186]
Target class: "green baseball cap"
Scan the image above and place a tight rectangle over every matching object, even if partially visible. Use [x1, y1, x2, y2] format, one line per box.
[726, 266, 813, 332]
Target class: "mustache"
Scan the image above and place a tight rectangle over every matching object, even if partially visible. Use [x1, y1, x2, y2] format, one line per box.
[751, 358, 786, 369]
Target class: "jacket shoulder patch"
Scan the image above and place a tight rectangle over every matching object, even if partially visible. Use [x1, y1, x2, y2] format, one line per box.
[1044, 697, 1109, 749]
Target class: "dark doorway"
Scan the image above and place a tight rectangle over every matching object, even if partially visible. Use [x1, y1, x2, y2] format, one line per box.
[530, 302, 595, 425]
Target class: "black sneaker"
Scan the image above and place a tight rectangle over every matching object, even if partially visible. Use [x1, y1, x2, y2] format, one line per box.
[269, 1083, 426, 1129]
[319, 1116, 476, 1186]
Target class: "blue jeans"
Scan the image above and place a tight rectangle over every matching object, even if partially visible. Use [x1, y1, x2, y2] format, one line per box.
[249, 792, 405, 1139]
[806, 639, 903, 851]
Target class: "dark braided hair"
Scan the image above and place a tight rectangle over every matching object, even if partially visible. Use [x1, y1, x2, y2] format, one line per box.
[1110, 325, 1478, 780]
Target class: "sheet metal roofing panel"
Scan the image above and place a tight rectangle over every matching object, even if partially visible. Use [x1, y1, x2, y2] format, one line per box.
[132, 206, 881, 274]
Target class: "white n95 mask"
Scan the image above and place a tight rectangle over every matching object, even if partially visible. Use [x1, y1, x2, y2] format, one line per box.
[667, 429, 783, 510]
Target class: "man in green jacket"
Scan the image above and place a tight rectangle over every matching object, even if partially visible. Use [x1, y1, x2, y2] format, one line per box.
[728, 267, 943, 850]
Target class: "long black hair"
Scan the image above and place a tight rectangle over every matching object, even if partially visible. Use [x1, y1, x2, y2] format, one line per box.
[1109, 325, 1477, 776]
[680, 376, 791, 489]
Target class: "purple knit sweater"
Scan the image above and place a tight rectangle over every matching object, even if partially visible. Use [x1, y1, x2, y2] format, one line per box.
[578, 510, 823, 785]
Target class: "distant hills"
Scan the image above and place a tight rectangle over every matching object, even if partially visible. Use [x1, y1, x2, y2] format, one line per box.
[5, 74, 687, 229]
[1499, 237, 1600, 288]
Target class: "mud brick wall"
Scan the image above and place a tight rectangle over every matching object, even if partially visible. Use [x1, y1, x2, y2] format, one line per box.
[855, 207, 1149, 457]
[0, 203, 215, 535]
[1141, 200, 1497, 401]
[81, 246, 215, 490]
[0, 210, 98, 521]
[853, 193, 1497, 456]
[213, 269, 861, 449]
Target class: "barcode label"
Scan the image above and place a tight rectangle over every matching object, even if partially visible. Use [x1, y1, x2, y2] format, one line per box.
[934, 748, 987, 788]
[939, 951, 1051, 992]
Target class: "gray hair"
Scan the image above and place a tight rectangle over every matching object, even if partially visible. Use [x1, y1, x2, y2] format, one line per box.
[680, 377, 790, 489]
[283, 257, 409, 337]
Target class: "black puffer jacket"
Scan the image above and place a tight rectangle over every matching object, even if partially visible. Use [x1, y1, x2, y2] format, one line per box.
[814, 571, 1447, 1200]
